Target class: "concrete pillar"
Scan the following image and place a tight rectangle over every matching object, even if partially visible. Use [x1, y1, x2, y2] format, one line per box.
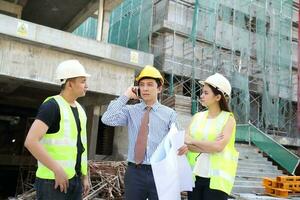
[96, 0, 104, 41]
[112, 126, 128, 160]
[102, 10, 111, 42]
[86, 105, 101, 160]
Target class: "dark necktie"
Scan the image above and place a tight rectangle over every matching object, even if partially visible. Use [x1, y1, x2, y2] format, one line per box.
[134, 106, 151, 164]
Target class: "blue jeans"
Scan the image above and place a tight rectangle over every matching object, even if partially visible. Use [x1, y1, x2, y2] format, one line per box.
[35, 175, 82, 200]
[125, 163, 158, 200]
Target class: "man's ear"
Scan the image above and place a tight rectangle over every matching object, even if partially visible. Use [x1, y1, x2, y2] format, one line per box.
[157, 85, 163, 94]
[66, 79, 74, 89]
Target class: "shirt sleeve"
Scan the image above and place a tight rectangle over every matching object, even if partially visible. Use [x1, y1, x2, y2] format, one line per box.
[35, 98, 59, 128]
[169, 109, 178, 129]
[101, 95, 130, 126]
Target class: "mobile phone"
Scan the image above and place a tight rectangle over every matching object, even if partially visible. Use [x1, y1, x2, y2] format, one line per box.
[132, 86, 140, 98]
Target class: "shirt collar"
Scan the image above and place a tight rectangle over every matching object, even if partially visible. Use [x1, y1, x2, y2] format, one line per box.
[140, 100, 160, 112]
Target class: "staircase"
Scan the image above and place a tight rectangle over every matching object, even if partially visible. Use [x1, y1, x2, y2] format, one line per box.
[233, 143, 284, 194]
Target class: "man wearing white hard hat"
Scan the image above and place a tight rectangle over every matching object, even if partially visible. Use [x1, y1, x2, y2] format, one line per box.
[25, 60, 91, 200]
[178, 73, 238, 200]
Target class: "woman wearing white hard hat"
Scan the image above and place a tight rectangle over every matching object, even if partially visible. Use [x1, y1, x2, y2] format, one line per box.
[178, 73, 238, 200]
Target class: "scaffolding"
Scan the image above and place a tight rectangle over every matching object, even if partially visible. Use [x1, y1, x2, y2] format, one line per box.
[108, 0, 296, 137]
[151, 0, 296, 136]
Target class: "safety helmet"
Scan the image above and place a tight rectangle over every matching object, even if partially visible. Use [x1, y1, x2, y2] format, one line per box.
[199, 73, 231, 97]
[135, 65, 164, 85]
[55, 60, 90, 84]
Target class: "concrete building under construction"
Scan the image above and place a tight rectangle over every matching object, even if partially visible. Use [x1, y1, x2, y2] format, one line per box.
[0, 0, 300, 198]
[107, 0, 300, 195]
[0, 0, 154, 198]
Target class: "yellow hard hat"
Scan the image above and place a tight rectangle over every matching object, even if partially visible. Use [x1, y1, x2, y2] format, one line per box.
[135, 65, 164, 85]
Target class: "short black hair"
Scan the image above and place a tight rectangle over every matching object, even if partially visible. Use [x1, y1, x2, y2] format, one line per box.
[60, 78, 76, 91]
[138, 77, 162, 87]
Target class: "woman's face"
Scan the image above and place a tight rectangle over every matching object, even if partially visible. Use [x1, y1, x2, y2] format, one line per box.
[199, 84, 220, 107]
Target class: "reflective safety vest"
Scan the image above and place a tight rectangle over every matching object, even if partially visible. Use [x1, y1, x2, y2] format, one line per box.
[186, 111, 239, 195]
[36, 95, 88, 179]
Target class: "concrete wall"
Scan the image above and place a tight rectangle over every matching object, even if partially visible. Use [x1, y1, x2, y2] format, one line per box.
[0, 37, 134, 96]
[0, 14, 155, 162]
[0, 14, 154, 96]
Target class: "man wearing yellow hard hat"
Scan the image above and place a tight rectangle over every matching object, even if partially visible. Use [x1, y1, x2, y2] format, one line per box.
[102, 65, 177, 200]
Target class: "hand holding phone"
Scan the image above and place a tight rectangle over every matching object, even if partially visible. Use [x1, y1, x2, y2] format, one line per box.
[131, 86, 140, 98]
[124, 86, 140, 99]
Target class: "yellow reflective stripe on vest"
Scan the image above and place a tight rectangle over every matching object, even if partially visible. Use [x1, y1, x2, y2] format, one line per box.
[75, 100, 88, 176]
[187, 111, 238, 195]
[37, 95, 88, 179]
[209, 112, 238, 195]
[40, 97, 76, 146]
[40, 138, 76, 146]
[58, 97, 72, 138]
[187, 111, 208, 168]
[214, 150, 239, 163]
[187, 111, 228, 168]
[38, 160, 76, 169]
[190, 112, 208, 139]
[210, 169, 235, 184]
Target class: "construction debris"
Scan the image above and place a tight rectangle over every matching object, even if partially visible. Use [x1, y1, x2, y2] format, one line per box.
[12, 188, 36, 200]
[14, 161, 127, 200]
[84, 161, 126, 200]
[14, 161, 190, 200]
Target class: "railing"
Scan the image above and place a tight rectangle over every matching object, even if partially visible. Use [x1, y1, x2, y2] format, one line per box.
[236, 123, 300, 175]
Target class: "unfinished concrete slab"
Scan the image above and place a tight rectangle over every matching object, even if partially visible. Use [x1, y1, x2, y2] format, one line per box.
[0, 14, 153, 96]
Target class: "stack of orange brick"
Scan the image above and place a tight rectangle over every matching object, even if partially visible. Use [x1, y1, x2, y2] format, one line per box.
[262, 176, 300, 198]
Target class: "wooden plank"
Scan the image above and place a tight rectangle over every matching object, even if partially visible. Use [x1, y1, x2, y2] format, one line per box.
[0, 0, 22, 18]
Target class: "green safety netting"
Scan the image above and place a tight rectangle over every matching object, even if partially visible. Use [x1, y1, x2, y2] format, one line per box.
[231, 72, 250, 124]
[193, 0, 294, 134]
[73, 17, 98, 39]
[74, 0, 295, 136]
[108, 0, 153, 52]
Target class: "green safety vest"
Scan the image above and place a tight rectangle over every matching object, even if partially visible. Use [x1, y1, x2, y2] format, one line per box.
[186, 111, 239, 195]
[36, 95, 88, 179]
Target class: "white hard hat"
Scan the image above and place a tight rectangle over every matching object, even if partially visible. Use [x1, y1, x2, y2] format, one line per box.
[199, 73, 231, 97]
[55, 60, 90, 84]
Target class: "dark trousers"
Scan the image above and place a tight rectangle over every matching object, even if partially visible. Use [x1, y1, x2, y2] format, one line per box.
[35, 175, 82, 200]
[188, 176, 228, 200]
[125, 163, 158, 200]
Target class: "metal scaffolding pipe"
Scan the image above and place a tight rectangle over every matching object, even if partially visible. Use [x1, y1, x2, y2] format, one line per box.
[298, 0, 300, 135]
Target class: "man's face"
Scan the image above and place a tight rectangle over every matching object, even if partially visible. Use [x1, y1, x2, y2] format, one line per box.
[68, 77, 88, 97]
[138, 78, 162, 102]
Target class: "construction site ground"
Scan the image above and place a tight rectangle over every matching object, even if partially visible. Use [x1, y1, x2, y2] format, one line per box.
[233, 193, 300, 200]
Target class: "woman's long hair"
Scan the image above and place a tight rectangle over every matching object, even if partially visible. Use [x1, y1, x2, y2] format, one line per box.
[207, 84, 231, 112]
